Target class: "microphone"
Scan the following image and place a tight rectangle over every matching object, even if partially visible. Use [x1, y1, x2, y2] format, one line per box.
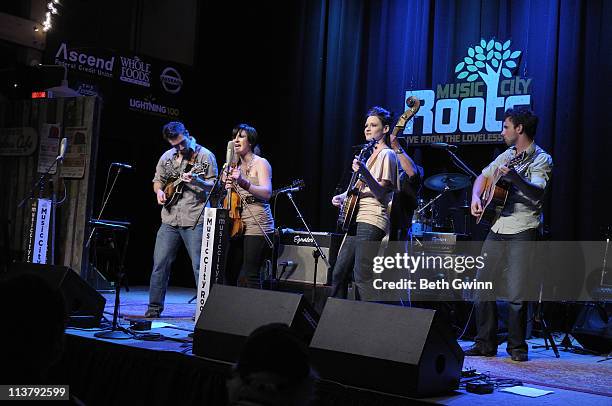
[225, 140, 236, 167]
[112, 162, 133, 169]
[273, 183, 305, 197]
[430, 142, 458, 150]
[57, 137, 68, 161]
[276, 186, 302, 194]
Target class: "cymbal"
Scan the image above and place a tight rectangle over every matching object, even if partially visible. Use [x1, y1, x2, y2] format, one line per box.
[449, 205, 470, 211]
[424, 173, 471, 192]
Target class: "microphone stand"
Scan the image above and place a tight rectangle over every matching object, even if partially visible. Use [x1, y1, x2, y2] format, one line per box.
[283, 191, 330, 303]
[86, 165, 125, 248]
[17, 154, 66, 264]
[93, 221, 132, 340]
[191, 171, 223, 230]
[444, 147, 478, 179]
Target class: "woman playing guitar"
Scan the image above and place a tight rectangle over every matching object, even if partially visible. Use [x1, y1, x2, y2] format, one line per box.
[331, 106, 398, 300]
[223, 124, 274, 288]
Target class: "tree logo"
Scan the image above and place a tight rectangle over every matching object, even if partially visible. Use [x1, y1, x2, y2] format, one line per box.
[455, 39, 521, 84]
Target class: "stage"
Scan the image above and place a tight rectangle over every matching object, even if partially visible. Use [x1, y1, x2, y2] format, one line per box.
[49, 286, 612, 405]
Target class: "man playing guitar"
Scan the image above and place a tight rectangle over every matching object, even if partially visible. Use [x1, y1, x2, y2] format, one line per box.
[465, 108, 553, 361]
[146, 121, 218, 318]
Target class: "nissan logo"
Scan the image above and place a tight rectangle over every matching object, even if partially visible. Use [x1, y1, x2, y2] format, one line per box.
[160, 67, 183, 94]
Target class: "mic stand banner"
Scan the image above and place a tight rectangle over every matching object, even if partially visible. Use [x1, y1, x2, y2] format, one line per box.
[28, 198, 52, 264]
[196, 208, 231, 322]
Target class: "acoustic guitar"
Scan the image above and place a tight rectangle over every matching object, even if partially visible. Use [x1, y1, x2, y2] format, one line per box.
[476, 153, 525, 226]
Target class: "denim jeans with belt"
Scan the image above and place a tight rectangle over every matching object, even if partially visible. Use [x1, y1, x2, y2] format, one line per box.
[331, 222, 386, 301]
[474, 228, 537, 353]
[148, 223, 203, 314]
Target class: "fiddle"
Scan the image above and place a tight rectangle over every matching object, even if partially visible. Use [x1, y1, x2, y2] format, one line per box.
[222, 141, 245, 238]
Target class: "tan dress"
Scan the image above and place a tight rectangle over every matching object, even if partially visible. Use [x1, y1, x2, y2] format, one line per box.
[355, 148, 398, 233]
[236, 161, 274, 236]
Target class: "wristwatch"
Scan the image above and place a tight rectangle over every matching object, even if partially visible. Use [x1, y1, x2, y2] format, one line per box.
[394, 147, 404, 154]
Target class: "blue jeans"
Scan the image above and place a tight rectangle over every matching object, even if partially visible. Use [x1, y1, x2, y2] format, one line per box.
[474, 228, 537, 353]
[331, 222, 386, 301]
[148, 223, 203, 314]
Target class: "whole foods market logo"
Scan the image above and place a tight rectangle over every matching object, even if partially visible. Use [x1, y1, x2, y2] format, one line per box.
[404, 38, 532, 145]
[160, 67, 183, 94]
[120, 56, 151, 87]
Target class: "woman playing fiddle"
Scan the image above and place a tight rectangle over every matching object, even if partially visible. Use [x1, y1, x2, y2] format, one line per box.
[223, 124, 275, 288]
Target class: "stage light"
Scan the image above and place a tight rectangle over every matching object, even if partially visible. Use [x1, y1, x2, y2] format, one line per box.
[37, 64, 80, 98]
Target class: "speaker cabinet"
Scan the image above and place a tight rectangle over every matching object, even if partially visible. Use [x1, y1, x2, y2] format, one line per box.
[309, 298, 464, 397]
[193, 285, 318, 362]
[572, 303, 612, 354]
[276, 230, 342, 285]
[8, 262, 106, 326]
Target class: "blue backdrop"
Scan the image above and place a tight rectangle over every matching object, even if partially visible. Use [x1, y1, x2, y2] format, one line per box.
[289, 0, 611, 239]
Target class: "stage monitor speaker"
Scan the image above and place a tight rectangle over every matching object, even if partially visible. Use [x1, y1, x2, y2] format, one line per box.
[276, 230, 342, 285]
[571, 303, 612, 354]
[310, 298, 464, 398]
[8, 262, 106, 326]
[193, 285, 319, 362]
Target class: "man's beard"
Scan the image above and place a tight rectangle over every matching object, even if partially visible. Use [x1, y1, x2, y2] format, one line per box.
[505, 135, 517, 146]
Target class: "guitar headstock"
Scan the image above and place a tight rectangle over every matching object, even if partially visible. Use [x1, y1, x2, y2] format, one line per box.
[507, 152, 525, 169]
[291, 179, 305, 190]
[191, 161, 210, 175]
[271, 179, 305, 197]
[359, 139, 377, 157]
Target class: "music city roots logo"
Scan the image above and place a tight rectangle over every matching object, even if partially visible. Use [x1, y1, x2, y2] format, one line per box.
[404, 38, 532, 145]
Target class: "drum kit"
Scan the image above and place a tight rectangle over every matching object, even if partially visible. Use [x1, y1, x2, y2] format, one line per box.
[411, 173, 472, 237]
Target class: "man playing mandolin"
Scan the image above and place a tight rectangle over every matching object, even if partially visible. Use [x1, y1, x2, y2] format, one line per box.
[466, 107, 552, 361]
[331, 106, 398, 301]
[146, 121, 218, 318]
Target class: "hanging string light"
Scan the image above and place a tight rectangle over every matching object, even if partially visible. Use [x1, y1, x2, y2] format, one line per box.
[42, 0, 61, 32]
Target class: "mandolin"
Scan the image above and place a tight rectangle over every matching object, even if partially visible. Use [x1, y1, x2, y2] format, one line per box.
[163, 162, 209, 209]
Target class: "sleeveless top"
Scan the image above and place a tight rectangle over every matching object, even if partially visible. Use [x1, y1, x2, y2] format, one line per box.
[236, 162, 275, 236]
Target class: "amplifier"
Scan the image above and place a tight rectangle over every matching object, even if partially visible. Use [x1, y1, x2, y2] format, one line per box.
[276, 230, 343, 285]
[415, 232, 470, 253]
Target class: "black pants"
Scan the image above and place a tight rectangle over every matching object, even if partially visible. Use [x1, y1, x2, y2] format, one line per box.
[226, 234, 273, 289]
[331, 222, 386, 301]
[474, 228, 537, 353]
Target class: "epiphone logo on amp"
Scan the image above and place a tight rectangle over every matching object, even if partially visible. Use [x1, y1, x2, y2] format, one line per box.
[404, 38, 533, 145]
[294, 236, 315, 245]
[119, 56, 151, 87]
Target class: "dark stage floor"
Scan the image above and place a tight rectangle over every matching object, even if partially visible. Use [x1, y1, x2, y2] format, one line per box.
[62, 286, 612, 405]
